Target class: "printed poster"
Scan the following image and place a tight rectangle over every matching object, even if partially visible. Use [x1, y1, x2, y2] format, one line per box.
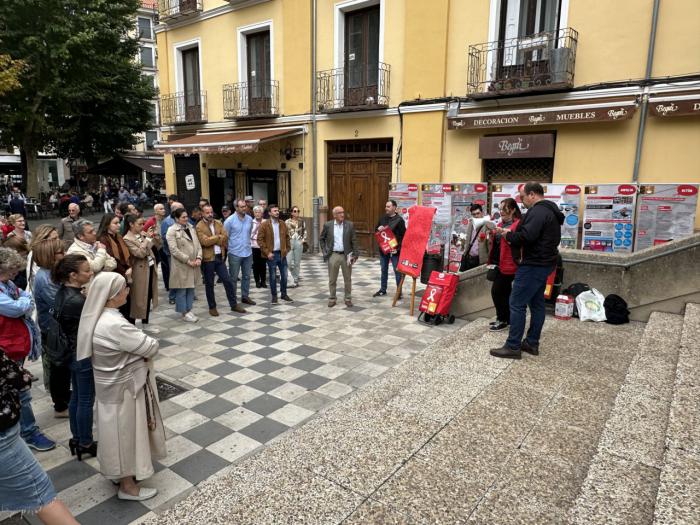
[490, 183, 581, 249]
[448, 183, 489, 272]
[634, 183, 699, 251]
[582, 184, 637, 253]
[388, 183, 418, 227]
[420, 184, 453, 255]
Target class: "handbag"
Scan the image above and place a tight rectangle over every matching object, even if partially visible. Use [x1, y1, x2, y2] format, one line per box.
[486, 265, 500, 282]
[45, 306, 71, 366]
[144, 370, 158, 432]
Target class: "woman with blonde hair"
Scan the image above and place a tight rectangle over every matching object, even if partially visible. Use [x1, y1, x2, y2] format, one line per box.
[2, 214, 32, 289]
[77, 272, 165, 501]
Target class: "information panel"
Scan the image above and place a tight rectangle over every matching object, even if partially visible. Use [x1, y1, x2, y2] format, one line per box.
[388, 183, 419, 227]
[420, 184, 453, 255]
[634, 183, 699, 251]
[582, 184, 637, 253]
[448, 183, 489, 272]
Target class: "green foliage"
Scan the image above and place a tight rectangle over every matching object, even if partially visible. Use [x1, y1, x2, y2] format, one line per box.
[0, 54, 25, 96]
[0, 0, 156, 162]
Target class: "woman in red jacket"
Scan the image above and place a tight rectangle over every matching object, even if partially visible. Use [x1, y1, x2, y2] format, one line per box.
[487, 198, 522, 332]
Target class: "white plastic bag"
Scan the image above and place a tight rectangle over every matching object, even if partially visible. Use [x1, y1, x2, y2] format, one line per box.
[576, 288, 607, 322]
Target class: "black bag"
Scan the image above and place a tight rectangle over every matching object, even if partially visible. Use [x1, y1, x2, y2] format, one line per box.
[604, 294, 630, 325]
[486, 266, 500, 281]
[44, 308, 71, 366]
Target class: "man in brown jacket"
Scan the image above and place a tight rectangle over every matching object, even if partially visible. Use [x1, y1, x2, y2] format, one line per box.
[257, 204, 293, 304]
[196, 204, 243, 315]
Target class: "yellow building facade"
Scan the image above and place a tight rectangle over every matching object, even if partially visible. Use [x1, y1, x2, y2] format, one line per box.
[155, 0, 700, 253]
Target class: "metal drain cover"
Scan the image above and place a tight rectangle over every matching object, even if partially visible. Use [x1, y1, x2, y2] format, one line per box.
[156, 376, 188, 401]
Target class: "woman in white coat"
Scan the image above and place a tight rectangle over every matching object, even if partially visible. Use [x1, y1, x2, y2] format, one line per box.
[76, 272, 165, 501]
[165, 208, 202, 322]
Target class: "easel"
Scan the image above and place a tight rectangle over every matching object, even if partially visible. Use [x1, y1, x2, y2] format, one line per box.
[392, 273, 417, 316]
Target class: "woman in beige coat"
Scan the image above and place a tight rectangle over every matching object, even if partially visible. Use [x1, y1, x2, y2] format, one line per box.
[165, 208, 202, 322]
[76, 272, 165, 502]
[123, 214, 159, 333]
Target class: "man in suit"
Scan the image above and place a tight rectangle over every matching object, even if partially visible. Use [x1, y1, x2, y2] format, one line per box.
[257, 204, 293, 304]
[319, 206, 358, 307]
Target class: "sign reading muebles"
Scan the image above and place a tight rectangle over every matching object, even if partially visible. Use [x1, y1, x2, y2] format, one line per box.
[448, 102, 637, 130]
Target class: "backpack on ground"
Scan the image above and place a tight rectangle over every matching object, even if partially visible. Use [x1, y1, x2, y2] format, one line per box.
[603, 294, 630, 325]
[562, 282, 591, 317]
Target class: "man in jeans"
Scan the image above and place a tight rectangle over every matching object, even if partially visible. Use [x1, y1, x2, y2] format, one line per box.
[373, 200, 405, 297]
[490, 182, 564, 359]
[196, 204, 239, 316]
[223, 199, 254, 313]
[257, 204, 293, 304]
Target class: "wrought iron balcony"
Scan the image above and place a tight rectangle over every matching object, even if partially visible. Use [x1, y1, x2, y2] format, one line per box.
[157, 0, 202, 21]
[223, 80, 280, 119]
[159, 91, 207, 125]
[467, 28, 578, 97]
[316, 62, 390, 112]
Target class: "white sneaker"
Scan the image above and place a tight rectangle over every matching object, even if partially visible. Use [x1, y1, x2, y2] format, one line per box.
[183, 312, 198, 323]
[143, 326, 160, 334]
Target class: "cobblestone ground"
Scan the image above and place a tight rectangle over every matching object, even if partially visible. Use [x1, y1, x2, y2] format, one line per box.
[1, 255, 465, 524]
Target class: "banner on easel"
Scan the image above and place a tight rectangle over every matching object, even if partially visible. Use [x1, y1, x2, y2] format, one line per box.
[398, 206, 436, 278]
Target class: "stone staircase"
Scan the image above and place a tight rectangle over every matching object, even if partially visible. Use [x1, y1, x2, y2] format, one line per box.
[150, 307, 700, 525]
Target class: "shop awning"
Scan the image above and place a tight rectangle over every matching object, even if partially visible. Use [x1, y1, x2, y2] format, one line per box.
[648, 92, 700, 118]
[154, 127, 305, 155]
[448, 98, 638, 130]
[121, 155, 164, 174]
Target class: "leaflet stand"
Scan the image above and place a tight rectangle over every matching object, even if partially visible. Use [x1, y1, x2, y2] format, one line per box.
[392, 273, 417, 316]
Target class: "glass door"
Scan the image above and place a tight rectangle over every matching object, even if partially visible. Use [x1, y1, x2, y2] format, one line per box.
[344, 6, 379, 107]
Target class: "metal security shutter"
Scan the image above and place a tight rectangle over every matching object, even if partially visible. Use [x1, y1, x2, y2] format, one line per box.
[483, 158, 554, 183]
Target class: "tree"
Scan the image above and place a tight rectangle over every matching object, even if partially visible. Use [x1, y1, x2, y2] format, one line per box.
[0, 54, 25, 96]
[0, 0, 156, 196]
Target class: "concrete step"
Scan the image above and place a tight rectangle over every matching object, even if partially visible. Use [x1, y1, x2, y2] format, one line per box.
[653, 303, 700, 525]
[569, 311, 685, 525]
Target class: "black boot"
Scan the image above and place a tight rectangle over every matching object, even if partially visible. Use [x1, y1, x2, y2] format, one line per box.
[521, 340, 539, 356]
[76, 441, 98, 461]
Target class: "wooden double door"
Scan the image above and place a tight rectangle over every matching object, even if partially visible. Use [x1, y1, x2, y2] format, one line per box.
[328, 154, 391, 256]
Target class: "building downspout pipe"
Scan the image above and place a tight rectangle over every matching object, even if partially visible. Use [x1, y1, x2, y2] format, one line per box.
[310, 0, 320, 253]
[632, 0, 661, 182]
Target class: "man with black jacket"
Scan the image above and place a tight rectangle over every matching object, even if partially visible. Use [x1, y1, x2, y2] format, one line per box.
[373, 200, 406, 297]
[490, 182, 565, 359]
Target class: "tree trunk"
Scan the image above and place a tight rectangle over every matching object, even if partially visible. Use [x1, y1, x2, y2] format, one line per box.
[20, 144, 39, 198]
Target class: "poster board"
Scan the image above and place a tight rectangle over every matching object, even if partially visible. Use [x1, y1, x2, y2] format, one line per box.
[490, 183, 526, 218]
[420, 184, 453, 255]
[582, 184, 637, 253]
[634, 183, 699, 251]
[448, 183, 489, 272]
[388, 183, 418, 227]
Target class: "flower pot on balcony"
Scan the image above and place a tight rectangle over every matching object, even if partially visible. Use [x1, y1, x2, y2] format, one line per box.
[549, 47, 571, 84]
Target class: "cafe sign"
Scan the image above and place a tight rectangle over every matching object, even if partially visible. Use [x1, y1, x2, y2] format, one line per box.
[448, 100, 637, 130]
[648, 95, 700, 118]
[479, 133, 554, 159]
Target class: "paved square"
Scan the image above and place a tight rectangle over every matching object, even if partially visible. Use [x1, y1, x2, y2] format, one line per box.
[2, 255, 465, 524]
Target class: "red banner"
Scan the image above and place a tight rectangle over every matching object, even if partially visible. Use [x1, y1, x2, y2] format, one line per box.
[398, 206, 436, 278]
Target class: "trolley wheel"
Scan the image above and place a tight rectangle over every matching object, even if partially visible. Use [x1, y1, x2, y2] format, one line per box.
[447, 315, 456, 324]
[434, 316, 443, 326]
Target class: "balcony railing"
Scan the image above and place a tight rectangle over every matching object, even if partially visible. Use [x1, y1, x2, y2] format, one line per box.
[467, 27, 578, 97]
[316, 62, 390, 112]
[223, 80, 280, 119]
[159, 91, 207, 125]
[157, 0, 202, 21]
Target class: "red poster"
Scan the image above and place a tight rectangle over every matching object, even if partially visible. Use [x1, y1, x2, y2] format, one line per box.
[398, 206, 436, 278]
[374, 227, 398, 254]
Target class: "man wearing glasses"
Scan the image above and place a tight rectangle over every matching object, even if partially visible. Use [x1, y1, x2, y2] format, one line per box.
[223, 199, 255, 313]
[459, 203, 490, 271]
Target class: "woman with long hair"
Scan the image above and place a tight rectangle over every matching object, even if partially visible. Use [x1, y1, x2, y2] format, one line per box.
[52, 254, 96, 460]
[487, 198, 522, 332]
[285, 206, 306, 287]
[97, 212, 132, 318]
[77, 272, 164, 501]
[251, 205, 267, 288]
[122, 214, 159, 332]
[31, 239, 68, 417]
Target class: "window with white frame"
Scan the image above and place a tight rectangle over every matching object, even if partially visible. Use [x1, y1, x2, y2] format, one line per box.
[237, 22, 274, 115]
[140, 46, 155, 68]
[145, 131, 158, 150]
[137, 17, 153, 40]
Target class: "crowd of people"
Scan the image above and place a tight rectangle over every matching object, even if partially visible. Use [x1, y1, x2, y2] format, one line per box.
[0, 181, 561, 521]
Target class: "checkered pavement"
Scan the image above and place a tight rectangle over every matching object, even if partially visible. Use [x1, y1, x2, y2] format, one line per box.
[2, 255, 466, 524]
